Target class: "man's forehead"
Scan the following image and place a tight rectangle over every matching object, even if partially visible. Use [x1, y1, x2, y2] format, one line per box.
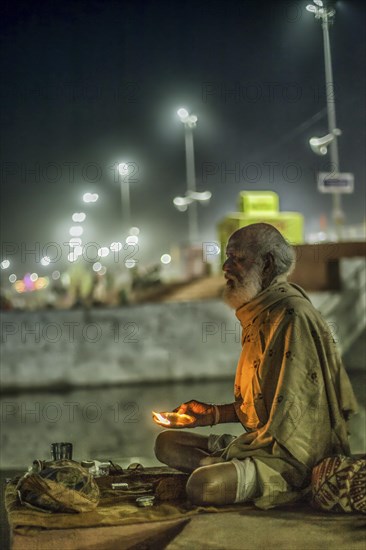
[226, 237, 252, 254]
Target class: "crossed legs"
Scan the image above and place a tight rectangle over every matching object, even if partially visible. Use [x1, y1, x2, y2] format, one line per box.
[154, 430, 238, 505]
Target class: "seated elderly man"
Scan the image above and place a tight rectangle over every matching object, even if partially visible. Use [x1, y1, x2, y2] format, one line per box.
[154, 223, 357, 509]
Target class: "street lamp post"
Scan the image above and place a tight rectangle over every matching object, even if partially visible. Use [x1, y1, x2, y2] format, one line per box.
[177, 108, 199, 244]
[118, 162, 131, 235]
[306, 0, 345, 237]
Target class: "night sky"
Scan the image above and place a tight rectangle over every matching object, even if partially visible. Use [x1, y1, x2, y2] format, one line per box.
[0, 0, 365, 276]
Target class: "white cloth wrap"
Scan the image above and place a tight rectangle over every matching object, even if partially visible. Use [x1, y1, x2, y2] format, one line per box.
[231, 457, 258, 503]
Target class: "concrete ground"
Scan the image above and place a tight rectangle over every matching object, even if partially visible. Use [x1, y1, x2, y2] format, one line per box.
[166, 505, 366, 550]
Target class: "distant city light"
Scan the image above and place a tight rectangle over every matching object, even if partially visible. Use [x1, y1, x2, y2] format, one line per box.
[52, 270, 61, 280]
[23, 273, 33, 290]
[69, 238, 82, 248]
[67, 251, 78, 263]
[1, 260, 10, 269]
[72, 212, 86, 222]
[129, 227, 140, 236]
[126, 235, 138, 245]
[83, 192, 99, 203]
[9, 274, 17, 283]
[14, 280, 26, 293]
[35, 277, 48, 290]
[110, 241, 123, 252]
[93, 262, 102, 272]
[41, 256, 51, 266]
[30, 273, 38, 282]
[118, 162, 129, 175]
[125, 259, 137, 269]
[160, 254, 171, 264]
[69, 226, 83, 237]
[61, 273, 70, 286]
[97, 247, 110, 257]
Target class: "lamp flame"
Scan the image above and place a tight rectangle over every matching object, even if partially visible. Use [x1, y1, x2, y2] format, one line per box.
[152, 411, 170, 425]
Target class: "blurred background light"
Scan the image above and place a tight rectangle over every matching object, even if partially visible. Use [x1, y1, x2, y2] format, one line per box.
[160, 254, 172, 264]
[69, 226, 83, 237]
[72, 212, 86, 222]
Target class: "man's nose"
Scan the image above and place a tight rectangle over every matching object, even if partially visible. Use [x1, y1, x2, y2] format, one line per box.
[222, 258, 231, 272]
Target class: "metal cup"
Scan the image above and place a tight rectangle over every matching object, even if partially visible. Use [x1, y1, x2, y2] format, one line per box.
[51, 442, 73, 461]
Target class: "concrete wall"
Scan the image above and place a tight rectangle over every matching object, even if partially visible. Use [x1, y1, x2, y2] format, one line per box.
[1, 302, 241, 391]
[1, 262, 364, 391]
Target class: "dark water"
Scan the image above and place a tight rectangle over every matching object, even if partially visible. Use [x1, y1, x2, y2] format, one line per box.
[1, 373, 364, 470]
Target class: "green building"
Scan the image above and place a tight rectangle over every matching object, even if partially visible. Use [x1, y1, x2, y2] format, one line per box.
[218, 191, 304, 262]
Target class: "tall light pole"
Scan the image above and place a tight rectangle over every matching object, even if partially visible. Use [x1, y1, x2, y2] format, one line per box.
[177, 108, 199, 245]
[306, 0, 344, 238]
[118, 162, 131, 235]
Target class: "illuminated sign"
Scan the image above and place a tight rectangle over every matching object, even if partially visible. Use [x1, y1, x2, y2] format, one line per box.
[318, 172, 354, 194]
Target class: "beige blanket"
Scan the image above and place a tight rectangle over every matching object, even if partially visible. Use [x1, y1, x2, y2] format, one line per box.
[5, 469, 250, 534]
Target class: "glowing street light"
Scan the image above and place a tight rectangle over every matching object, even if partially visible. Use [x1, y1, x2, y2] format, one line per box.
[125, 259, 137, 269]
[69, 226, 83, 237]
[176, 107, 201, 244]
[306, 0, 344, 235]
[68, 238, 82, 248]
[110, 241, 123, 252]
[0, 259, 10, 269]
[97, 247, 110, 258]
[67, 251, 79, 263]
[41, 256, 51, 266]
[173, 190, 212, 213]
[118, 162, 133, 234]
[160, 254, 171, 264]
[72, 212, 86, 222]
[83, 192, 99, 203]
[126, 235, 138, 245]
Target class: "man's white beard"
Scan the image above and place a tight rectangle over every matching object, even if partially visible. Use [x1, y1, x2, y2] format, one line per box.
[223, 265, 263, 309]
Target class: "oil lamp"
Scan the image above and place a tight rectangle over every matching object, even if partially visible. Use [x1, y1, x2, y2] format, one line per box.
[152, 411, 195, 427]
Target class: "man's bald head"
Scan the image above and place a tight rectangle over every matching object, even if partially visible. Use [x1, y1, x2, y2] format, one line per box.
[222, 223, 296, 309]
[228, 223, 296, 279]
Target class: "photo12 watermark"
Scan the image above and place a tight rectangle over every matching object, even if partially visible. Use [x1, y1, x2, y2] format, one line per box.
[1, 321, 140, 344]
[1, 400, 140, 424]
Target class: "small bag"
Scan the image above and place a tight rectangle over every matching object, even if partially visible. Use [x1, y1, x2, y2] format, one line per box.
[16, 459, 100, 513]
[311, 455, 366, 514]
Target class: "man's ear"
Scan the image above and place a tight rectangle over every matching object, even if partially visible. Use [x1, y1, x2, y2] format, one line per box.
[263, 252, 275, 274]
[262, 252, 275, 287]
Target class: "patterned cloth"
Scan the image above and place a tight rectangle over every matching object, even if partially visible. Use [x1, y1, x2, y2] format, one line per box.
[16, 459, 100, 513]
[311, 455, 366, 514]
